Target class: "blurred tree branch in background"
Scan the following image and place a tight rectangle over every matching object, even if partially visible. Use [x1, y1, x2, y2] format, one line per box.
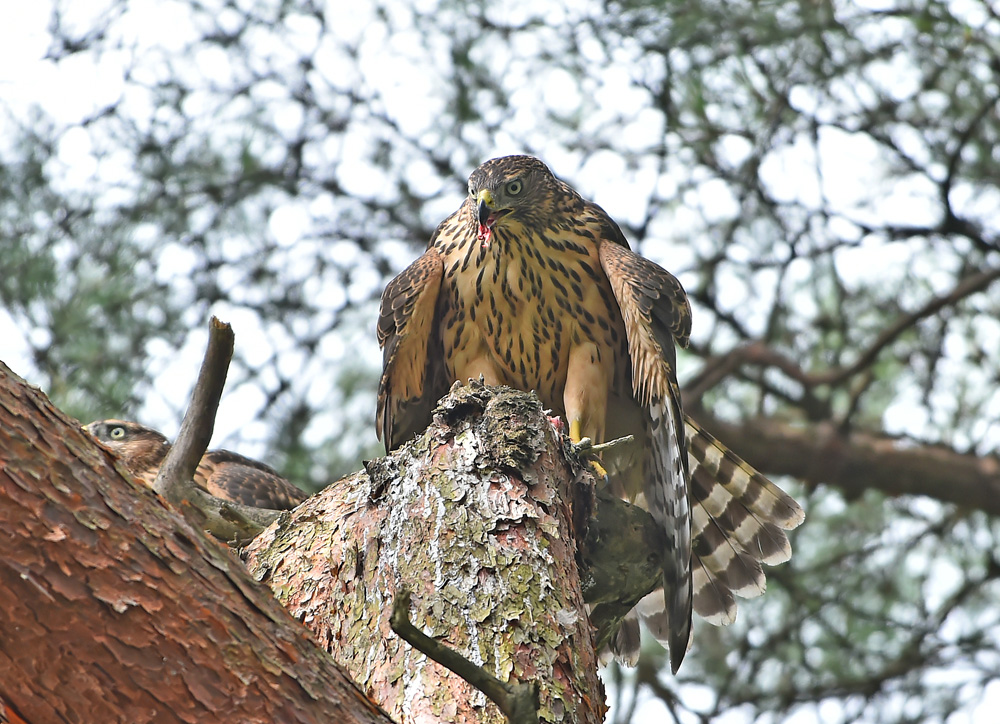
[2, 0, 1000, 721]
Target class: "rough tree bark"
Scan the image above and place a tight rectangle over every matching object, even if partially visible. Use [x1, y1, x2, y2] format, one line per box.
[6, 341, 996, 723]
[0, 361, 392, 724]
[243, 382, 608, 724]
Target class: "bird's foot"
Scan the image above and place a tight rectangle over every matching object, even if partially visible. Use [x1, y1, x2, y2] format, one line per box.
[571, 436, 610, 481]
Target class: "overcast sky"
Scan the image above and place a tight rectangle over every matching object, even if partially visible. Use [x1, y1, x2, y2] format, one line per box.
[2, 4, 999, 719]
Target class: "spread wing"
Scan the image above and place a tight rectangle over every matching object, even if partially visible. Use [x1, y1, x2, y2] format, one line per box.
[376, 248, 446, 450]
[196, 450, 307, 510]
[598, 239, 693, 674]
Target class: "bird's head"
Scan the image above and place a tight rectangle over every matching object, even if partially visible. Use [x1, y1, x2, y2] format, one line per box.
[85, 419, 166, 447]
[467, 155, 555, 246]
[85, 419, 171, 484]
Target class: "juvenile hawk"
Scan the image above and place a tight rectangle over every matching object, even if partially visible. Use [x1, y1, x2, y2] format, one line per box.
[86, 419, 307, 510]
[376, 155, 803, 672]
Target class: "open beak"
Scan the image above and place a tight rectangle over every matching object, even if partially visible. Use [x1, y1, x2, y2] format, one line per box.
[476, 189, 495, 246]
[478, 196, 492, 228]
[476, 189, 509, 247]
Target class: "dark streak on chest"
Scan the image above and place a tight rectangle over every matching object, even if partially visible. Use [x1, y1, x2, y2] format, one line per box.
[435, 210, 627, 407]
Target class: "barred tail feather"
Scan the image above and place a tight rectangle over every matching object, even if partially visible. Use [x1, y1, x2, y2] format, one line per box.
[603, 415, 803, 665]
[635, 589, 693, 661]
[647, 395, 692, 674]
[691, 504, 765, 598]
[686, 417, 805, 532]
[685, 416, 805, 623]
[690, 459, 794, 565]
[692, 555, 737, 625]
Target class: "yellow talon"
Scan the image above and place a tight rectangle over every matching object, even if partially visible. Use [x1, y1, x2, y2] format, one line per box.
[569, 421, 608, 480]
[587, 458, 608, 480]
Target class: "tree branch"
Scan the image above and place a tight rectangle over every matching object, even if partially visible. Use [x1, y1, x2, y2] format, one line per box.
[151, 316, 281, 543]
[814, 265, 1000, 386]
[693, 411, 1000, 515]
[0, 361, 394, 724]
[244, 383, 610, 724]
[686, 266, 1000, 400]
[390, 589, 540, 724]
[154, 316, 233, 505]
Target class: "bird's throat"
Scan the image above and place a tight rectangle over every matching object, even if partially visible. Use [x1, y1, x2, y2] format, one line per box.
[477, 223, 492, 247]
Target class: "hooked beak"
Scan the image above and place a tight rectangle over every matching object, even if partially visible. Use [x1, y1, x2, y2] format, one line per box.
[476, 188, 509, 247]
[477, 189, 494, 228]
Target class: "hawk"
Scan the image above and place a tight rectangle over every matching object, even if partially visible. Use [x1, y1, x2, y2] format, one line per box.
[376, 155, 803, 672]
[85, 419, 307, 510]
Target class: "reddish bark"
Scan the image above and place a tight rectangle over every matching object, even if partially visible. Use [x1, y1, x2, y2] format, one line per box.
[0, 362, 393, 724]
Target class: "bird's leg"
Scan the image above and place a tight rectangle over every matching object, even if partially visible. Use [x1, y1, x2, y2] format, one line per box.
[563, 343, 611, 480]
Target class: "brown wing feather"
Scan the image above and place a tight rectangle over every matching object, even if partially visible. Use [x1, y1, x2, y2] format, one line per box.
[376, 248, 446, 450]
[598, 239, 693, 674]
[196, 450, 307, 510]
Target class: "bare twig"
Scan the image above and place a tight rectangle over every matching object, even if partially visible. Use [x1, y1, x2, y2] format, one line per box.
[680, 350, 748, 404]
[154, 316, 234, 505]
[150, 317, 282, 542]
[390, 590, 540, 724]
[573, 434, 635, 456]
[815, 265, 1000, 386]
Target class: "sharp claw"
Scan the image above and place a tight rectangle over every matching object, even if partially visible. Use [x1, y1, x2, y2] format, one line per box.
[570, 436, 609, 483]
[587, 458, 609, 481]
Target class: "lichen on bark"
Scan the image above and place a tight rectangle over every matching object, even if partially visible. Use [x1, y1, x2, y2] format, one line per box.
[245, 382, 607, 724]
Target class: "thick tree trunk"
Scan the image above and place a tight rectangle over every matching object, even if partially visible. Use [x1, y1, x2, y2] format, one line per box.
[243, 383, 608, 724]
[7, 339, 993, 724]
[0, 361, 392, 724]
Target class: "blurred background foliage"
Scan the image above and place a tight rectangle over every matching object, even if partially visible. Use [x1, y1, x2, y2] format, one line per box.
[2, 0, 1000, 721]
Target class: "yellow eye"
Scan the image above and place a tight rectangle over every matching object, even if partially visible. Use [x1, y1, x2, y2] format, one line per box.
[505, 179, 523, 196]
[110, 426, 126, 440]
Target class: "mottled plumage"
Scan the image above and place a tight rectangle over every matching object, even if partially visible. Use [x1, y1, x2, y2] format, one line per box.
[376, 155, 803, 672]
[86, 419, 307, 510]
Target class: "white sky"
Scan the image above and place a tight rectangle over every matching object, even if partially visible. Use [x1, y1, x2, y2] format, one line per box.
[2, 2, 1000, 723]
[4, 1, 997, 452]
